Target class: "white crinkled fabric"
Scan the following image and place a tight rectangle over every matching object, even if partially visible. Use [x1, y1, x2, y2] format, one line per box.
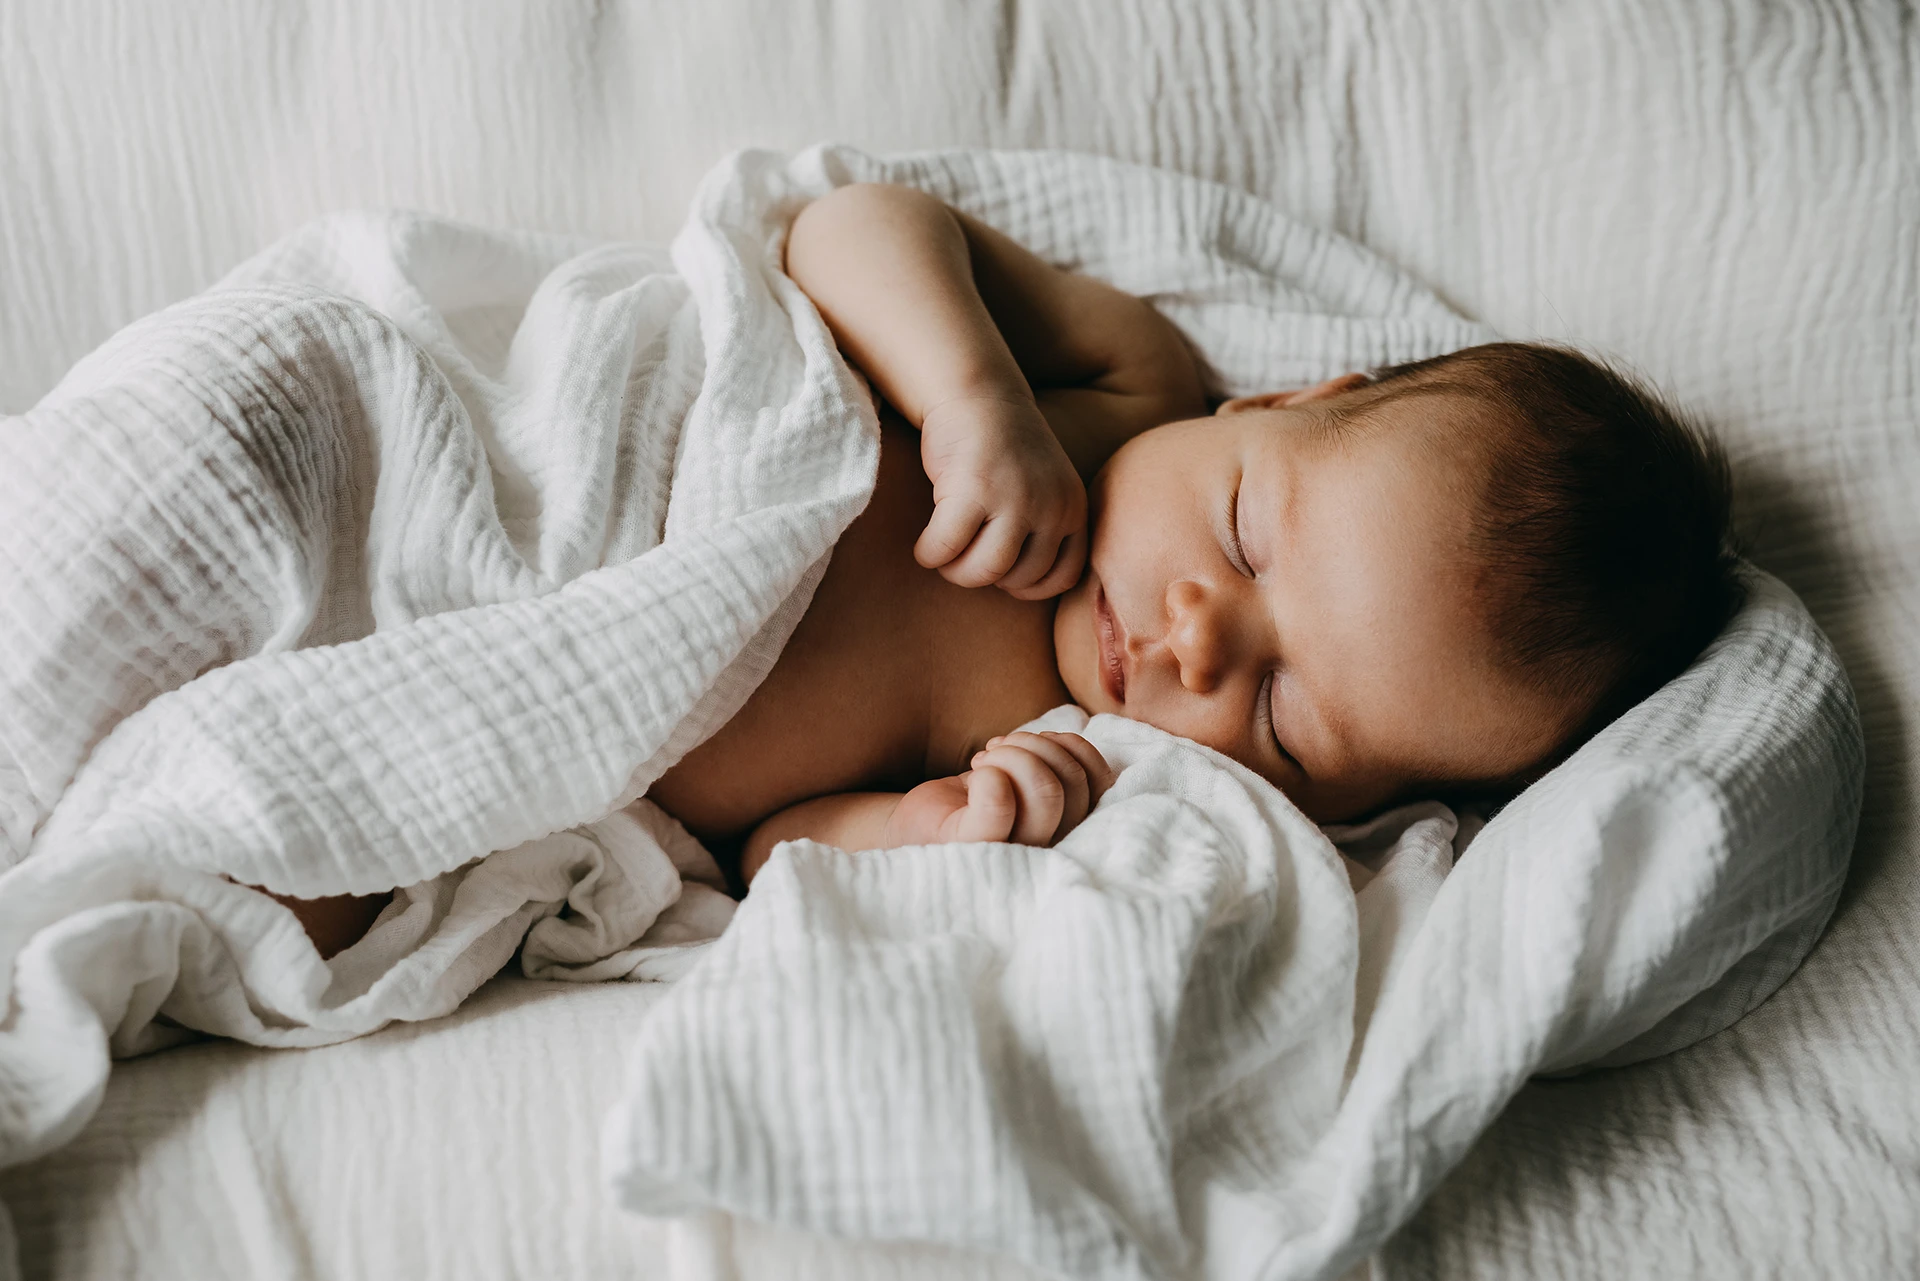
[0, 144, 1862, 1281]
[0, 148, 890, 1172]
[604, 579, 1857, 1281]
[599, 152, 1854, 1280]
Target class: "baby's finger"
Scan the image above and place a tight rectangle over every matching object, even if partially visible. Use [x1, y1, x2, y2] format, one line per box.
[1003, 528, 1087, 601]
[990, 732, 1091, 829]
[958, 767, 1017, 842]
[1043, 731, 1116, 806]
[942, 516, 1028, 589]
[972, 744, 1065, 845]
[996, 528, 1067, 593]
[915, 494, 991, 570]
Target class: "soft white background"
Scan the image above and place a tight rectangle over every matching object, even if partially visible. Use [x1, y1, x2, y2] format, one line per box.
[2, 1, 1914, 1276]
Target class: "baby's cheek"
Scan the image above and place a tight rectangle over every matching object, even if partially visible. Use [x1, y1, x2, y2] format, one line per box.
[1050, 590, 1096, 705]
[1293, 773, 1415, 826]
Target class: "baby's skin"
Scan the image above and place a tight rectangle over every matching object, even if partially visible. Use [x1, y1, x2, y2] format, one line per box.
[279, 183, 1576, 953]
[655, 183, 1575, 883]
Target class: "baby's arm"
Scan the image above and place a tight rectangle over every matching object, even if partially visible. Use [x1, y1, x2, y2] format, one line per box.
[787, 183, 1202, 472]
[786, 184, 1204, 597]
[739, 731, 1113, 884]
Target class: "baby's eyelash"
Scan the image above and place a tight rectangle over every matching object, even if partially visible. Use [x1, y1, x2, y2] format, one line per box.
[1224, 482, 1252, 577]
[1256, 672, 1303, 772]
[1275, 735, 1301, 771]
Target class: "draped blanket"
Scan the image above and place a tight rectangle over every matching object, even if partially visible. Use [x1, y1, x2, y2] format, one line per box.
[12, 145, 1841, 1281]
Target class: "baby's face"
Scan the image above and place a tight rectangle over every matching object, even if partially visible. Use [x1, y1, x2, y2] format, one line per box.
[1053, 378, 1575, 823]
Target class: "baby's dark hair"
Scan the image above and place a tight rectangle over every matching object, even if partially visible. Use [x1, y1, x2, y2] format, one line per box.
[1360, 342, 1744, 748]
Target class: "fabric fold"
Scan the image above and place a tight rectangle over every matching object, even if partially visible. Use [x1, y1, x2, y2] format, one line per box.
[0, 144, 1857, 1281]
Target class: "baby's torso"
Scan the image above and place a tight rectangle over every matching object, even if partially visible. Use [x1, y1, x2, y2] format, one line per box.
[649, 414, 1071, 852]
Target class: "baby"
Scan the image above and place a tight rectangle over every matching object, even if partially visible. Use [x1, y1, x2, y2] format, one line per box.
[283, 182, 1742, 952]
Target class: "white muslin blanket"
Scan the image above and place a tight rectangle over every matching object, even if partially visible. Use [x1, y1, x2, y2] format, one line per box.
[0, 144, 1501, 1277]
[610, 704, 1465, 1281]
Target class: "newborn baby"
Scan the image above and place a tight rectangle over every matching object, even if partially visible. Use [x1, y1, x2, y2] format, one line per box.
[283, 182, 1741, 952]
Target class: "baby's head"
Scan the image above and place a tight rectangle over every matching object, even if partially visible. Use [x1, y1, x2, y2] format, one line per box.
[1053, 342, 1741, 822]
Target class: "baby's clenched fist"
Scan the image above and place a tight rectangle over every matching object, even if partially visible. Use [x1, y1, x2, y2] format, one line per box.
[914, 393, 1087, 600]
[885, 731, 1115, 847]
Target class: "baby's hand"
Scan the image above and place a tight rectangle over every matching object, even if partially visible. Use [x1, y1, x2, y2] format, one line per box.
[885, 731, 1115, 847]
[916, 394, 1087, 600]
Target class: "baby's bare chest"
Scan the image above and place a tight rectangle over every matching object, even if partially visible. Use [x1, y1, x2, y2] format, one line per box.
[649, 420, 1069, 848]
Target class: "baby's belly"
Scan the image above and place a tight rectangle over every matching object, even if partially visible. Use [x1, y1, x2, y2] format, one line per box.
[647, 421, 935, 850]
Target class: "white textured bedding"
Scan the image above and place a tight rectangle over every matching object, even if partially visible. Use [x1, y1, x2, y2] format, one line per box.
[0, 815, 1460, 1281]
[1, 1, 1915, 1278]
[0, 978, 688, 1281]
[0, 860, 1432, 1281]
[0, 140, 1580, 1280]
[0, 973, 1048, 1281]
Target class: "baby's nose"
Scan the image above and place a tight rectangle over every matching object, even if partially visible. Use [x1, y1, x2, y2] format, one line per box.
[1165, 580, 1230, 693]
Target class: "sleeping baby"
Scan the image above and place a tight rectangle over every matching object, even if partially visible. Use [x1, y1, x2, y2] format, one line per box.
[279, 182, 1743, 954]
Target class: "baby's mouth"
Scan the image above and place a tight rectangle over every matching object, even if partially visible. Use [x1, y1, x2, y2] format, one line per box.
[1094, 582, 1128, 706]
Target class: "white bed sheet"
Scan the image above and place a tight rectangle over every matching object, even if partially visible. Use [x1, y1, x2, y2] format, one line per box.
[2, 1, 1915, 1277]
[0, 976, 1046, 1281]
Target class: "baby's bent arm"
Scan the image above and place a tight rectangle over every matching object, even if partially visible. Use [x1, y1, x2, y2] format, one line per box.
[739, 792, 904, 884]
[737, 731, 1113, 886]
[784, 183, 1204, 477]
[786, 184, 1029, 430]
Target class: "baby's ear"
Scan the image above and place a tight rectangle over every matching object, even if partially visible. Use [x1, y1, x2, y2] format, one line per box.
[1215, 373, 1370, 416]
